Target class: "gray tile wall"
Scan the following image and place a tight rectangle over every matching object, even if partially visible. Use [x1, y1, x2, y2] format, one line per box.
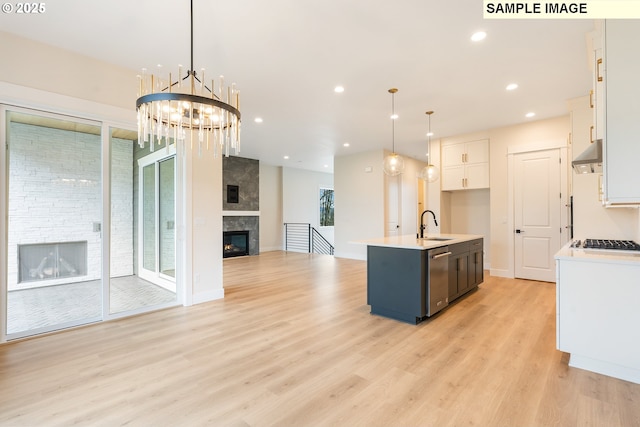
[222, 156, 259, 211]
[223, 156, 260, 255]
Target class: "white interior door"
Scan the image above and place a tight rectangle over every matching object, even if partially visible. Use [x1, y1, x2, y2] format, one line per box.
[386, 175, 401, 236]
[514, 149, 561, 282]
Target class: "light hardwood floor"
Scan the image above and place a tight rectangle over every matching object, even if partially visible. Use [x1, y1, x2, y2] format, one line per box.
[1, 251, 639, 426]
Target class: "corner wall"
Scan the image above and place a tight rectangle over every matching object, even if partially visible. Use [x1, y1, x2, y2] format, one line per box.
[334, 150, 385, 260]
[259, 163, 283, 252]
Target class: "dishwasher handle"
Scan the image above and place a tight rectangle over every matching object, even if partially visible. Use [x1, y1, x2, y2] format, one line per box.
[431, 251, 452, 260]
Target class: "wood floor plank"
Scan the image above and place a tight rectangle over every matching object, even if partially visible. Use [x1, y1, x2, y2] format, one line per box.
[1, 251, 639, 426]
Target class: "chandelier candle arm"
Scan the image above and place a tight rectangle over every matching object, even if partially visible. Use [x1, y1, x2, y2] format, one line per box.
[135, 0, 241, 156]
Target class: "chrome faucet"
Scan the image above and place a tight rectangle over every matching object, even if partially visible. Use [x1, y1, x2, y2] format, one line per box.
[420, 210, 438, 238]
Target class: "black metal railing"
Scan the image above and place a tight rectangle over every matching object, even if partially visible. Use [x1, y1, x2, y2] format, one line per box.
[284, 223, 334, 255]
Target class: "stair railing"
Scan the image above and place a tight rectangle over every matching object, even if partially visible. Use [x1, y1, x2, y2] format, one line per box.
[284, 223, 334, 255]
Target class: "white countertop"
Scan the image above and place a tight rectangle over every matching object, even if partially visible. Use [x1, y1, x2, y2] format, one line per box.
[555, 241, 640, 265]
[356, 234, 483, 250]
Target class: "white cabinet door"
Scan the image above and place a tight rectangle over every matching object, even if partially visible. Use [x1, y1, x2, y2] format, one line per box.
[603, 20, 640, 205]
[465, 139, 489, 165]
[441, 165, 465, 191]
[465, 163, 489, 189]
[442, 143, 466, 168]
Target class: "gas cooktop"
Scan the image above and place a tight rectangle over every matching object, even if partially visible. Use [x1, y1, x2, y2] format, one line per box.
[571, 239, 640, 251]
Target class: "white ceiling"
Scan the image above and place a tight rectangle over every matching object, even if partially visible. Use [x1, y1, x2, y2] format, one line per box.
[0, 1, 595, 172]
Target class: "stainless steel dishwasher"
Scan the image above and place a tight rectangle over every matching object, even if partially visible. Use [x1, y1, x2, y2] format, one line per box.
[426, 246, 451, 316]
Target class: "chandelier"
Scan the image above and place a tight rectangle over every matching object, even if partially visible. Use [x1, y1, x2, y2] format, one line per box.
[418, 111, 440, 182]
[136, 0, 241, 157]
[382, 88, 405, 176]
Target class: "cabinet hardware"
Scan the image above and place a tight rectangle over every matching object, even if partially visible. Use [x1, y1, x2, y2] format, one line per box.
[589, 89, 594, 108]
[597, 58, 603, 82]
[461, 153, 464, 163]
[590, 125, 594, 143]
[432, 251, 452, 260]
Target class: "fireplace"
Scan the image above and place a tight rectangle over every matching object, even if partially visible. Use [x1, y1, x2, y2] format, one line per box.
[223, 231, 250, 258]
[18, 241, 88, 283]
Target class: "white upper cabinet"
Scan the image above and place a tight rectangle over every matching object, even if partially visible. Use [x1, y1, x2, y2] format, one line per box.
[441, 139, 489, 191]
[596, 20, 640, 206]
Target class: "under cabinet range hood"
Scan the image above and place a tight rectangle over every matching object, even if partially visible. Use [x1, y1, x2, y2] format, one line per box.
[572, 139, 602, 174]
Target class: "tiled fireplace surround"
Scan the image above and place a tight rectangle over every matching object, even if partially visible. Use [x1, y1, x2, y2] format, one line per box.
[222, 157, 259, 256]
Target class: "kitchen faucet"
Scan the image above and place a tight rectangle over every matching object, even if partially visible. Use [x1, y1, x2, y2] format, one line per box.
[420, 210, 438, 238]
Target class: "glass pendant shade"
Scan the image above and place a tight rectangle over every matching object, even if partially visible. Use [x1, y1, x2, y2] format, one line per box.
[383, 88, 405, 176]
[420, 110, 439, 182]
[419, 164, 440, 182]
[383, 153, 405, 176]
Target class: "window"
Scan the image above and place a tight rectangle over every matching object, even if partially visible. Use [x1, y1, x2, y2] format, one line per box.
[319, 188, 334, 227]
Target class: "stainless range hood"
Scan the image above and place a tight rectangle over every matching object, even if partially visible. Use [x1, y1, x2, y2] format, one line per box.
[572, 139, 602, 174]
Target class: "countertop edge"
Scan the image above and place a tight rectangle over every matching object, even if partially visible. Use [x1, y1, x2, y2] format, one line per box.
[555, 241, 640, 265]
[354, 234, 484, 250]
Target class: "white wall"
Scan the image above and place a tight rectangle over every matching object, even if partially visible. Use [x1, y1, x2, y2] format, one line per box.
[282, 167, 334, 244]
[259, 163, 283, 251]
[334, 150, 385, 260]
[187, 151, 224, 303]
[0, 31, 136, 111]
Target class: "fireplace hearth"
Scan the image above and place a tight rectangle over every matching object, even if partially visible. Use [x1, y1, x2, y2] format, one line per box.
[223, 231, 250, 258]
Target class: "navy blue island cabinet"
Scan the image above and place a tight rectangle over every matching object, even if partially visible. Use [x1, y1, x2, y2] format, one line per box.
[367, 246, 428, 324]
[365, 236, 483, 324]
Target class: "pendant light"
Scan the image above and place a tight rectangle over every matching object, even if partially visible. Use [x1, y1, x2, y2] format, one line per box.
[418, 111, 440, 183]
[382, 88, 405, 176]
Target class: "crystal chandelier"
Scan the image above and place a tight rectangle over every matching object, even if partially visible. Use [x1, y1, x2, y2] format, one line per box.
[136, 0, 241, 157]
[418, 111, 440, 182]
[382, 88, 405, 176]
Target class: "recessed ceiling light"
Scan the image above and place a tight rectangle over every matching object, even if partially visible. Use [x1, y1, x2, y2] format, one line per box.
[343, 142, 350, 147]
[390, 114, 398, 120]
[426, 132, 434, 137]
[471, 31, 487, 42]
[283, 155, 289, 159]
[254, 117, 263, 123]
[525, 112, 535, 118]
[506, 83, 518, 91]
[334, 86, 345, 93]
[324, 164, 329, 168]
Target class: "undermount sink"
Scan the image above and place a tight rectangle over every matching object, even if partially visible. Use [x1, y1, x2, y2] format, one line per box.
[421, 237, 453, 241]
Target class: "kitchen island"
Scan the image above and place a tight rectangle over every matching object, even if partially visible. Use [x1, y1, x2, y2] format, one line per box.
[360, 234, 484, 324]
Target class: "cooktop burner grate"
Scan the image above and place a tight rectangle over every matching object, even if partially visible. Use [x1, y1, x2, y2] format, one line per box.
[575, 239, 640, 251]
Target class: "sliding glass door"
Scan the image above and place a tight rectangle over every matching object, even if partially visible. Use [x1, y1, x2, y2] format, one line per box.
[2, 108, 180, 339]
[109, 129, 177, 314]
[5, 109, 103, 337]
[137, 150, 176, 292]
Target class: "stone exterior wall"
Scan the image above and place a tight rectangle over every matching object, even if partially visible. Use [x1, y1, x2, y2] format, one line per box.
[7, 122, 133, 290]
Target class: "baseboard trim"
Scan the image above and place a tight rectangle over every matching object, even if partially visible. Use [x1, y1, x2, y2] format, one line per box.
[192, 288, 225, 305]
[490, 268, 511, 278]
